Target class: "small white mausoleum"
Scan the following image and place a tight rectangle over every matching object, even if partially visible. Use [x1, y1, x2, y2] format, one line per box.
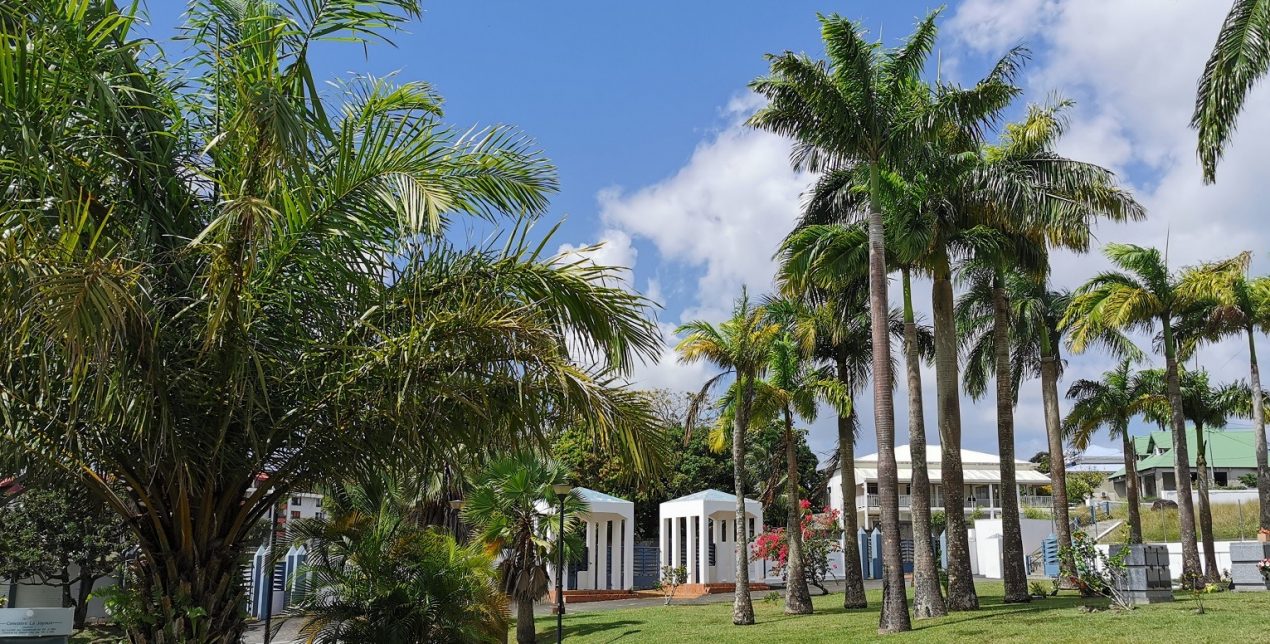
[551, 487, 636, 592]
[658, 489, 764, 585]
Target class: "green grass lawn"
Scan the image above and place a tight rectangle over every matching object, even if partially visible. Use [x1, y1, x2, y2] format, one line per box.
[532, 582, 1270, 643]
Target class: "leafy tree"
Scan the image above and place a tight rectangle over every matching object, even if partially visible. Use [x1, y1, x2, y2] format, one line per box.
[0, 3, 662, 639]
[1029, 452, 1051, 475]
[1064, 360, 1148, 544]
[1062, 244, 1206, 586]
[0, 479, 128, 629]
[1178, 251, 1270, 530]
[463, 456, 587, 644]
[676, 292, 779, 625]
[291, 476, 508, 644]
[1064, 472, 1107, 506]
[1193, 0, 1270, 182]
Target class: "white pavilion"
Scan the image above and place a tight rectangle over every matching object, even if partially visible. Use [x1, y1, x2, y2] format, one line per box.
[551, 487, 635, 592]
[658, 489, 764, 585]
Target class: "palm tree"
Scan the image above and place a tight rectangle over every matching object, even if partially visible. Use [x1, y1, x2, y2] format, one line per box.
[294, 475, 509, 643]
[747, 8, 1026, 627]
[1061, 244, 1205, 585]
[0, 3, 665, 639]
[464, 456, 587, 644]
[1193, 0, 1270, 182]
[1063, 360, 1148, 544]
[779, 213, 945, 617]
[676, 293, 780, 625]
[1135, 368, 1256, 583]
[1178, 252, 1270, 531]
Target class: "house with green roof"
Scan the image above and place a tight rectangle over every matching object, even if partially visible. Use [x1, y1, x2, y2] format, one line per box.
[1110, 427, 1260, 499]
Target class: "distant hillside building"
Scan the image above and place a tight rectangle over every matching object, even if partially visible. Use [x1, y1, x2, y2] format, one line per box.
[1110, 427, 1260, 498]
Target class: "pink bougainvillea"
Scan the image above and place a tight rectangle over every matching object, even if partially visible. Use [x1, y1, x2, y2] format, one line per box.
[750, 501, 843, 593]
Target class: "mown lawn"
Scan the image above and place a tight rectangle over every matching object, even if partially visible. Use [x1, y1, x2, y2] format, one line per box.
[531, 582, 1270, 643]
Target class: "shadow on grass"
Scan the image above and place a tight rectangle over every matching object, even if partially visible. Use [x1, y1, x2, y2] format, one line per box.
[536, 619, 645, 641]
[909, 594, 1109, 633]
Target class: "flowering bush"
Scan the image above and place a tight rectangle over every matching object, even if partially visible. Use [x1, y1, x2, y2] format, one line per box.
[751, 500, 842, 594]
[1257, 558, 1270, 579]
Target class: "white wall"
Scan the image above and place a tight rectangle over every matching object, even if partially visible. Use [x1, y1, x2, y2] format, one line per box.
[972, 518, 1053, 579]
[1, 568, 116, 621]
[1161, 489, 1260, 505]
[1096, 541, 1236, 579]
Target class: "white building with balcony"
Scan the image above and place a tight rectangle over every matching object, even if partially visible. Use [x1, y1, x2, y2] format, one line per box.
[827, 444, 1052, 540]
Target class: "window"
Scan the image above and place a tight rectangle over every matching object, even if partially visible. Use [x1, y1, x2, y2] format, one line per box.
[748, 518, 755, 540]
[315, 512, 325, 520]
[866, 483, 879, 495]
[290, 510, 301, 519]
[291, 496, 301, 506]
[1215, 471, 1228, 487]
[315, 497, 322, 507]
[721, 519, 727, 542]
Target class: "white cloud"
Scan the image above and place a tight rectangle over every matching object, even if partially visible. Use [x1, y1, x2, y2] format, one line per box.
[556, 228, 638, 286]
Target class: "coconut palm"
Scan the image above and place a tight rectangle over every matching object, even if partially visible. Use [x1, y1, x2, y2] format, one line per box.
[1061, 244, 1205, 585]
[1193, 0, 1270, 182]
[0, 3, 665, 639]
[463, 456, 587, 644]
[676, 293, 780, 625]
[779, 210, 945, 617]
[747, 8, 1026, 627]
[1063, 360, 1149, 544]
[1135, 368, 1256, 583]
[1178, 252, 1270, 530]
[293, 476, 509, 644]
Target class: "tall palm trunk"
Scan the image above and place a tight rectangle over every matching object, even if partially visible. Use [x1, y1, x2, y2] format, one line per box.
[991, 277, 1028, 604]
[836, 361, 867, 610]
[1249, 328, 1270, 531]
[867, 167, 911, 633]
[903, 269, 946, 619]
[932, 258, 978, 611]
[1161, 319, 1202, 586]
[1193, 421, 1219, 583]
[732, 376, 756, 625]
[517, 598, 536, 644]
[1038, 341, 1075, 577]
[1120, 427, 1144, 544]
[783, 408, 813, 614]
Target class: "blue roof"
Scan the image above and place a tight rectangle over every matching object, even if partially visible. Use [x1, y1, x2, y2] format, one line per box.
[573, 487, 631, 505]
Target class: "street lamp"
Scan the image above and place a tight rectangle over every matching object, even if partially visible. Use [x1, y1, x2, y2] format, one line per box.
[551, 483, 573, 643]
[449, 498, 465, 540]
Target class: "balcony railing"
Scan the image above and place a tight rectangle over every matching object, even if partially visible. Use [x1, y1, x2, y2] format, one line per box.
[855, 494, 1052, 511]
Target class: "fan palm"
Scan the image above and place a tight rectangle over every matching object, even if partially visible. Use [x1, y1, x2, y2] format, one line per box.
[1063, 360, 1149, 545]
[1193, 0, 1270, 182]
[748, 8, 1025, 628]
[1178, 252, 1270, 530]
[1135, 368, 1256, 583]
[292, 475, 508, 644]
[1061, 244, 1205, 585]
[463, 456, 587, 644]
[675, 292, 780, 625]
[0, 3, 664, 640]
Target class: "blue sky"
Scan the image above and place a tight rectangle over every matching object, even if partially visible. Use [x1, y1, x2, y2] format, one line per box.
[140, 2, 1270, 464]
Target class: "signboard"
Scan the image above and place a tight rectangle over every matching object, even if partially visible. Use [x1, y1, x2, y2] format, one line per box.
[0, 608, 72, 642]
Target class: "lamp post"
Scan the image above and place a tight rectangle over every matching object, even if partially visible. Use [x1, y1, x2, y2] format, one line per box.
[551, 483, 573, 643]
[449, 498, 465, 540]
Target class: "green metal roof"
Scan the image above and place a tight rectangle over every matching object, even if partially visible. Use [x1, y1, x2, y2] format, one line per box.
[1111, 427, 1258, 478]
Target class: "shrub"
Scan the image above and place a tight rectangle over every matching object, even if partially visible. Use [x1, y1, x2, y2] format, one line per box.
[751, 502, 843, 595]
[1240, 473, 1258, 489]
[1058, 532, 1134, 611]
[655, 565, 688, 605]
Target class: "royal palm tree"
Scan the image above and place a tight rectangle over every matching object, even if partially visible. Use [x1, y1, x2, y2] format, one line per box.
[1178, 252, 1270, 531]
[1193, 0, 1270, 182]
[1063, 360, 1148, 544]
[779, 210, 945, 617]
[1061, 244, 1205, 585]
[464, 456, 587, 644]
[748, 8, 1028, 627]
[0, 3, 665, 639]
[676, 293, 780, 625]
[1135, 368, 1255, 583]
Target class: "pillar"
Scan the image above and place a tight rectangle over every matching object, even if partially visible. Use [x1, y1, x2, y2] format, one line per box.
[597, 519, 609, 590]
[698, 514, 709, 583]
[623, 517, 634, 590]
[670, 515, 680, 577]
[989, 484, 995, 519]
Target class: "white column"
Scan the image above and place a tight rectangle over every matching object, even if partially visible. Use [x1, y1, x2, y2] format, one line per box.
[988, 484, 996, 519]
[584, 520, 595, 590]
[597, 519, 609, 590]
[670, 516, 680, 577]
[697, 515, 708, 583]
[623, 518, 634, 590]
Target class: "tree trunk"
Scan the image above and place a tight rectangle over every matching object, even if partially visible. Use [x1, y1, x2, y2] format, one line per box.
[516, 598, 536, 644]
[783, 409, 812, 615]
[732, 376, 756, 625]
[1120, 427, 1143, 544]
[1039, 338, 1074, 578]
[867, 166, 911, 634]
[73, 570, 95, 630]
[1248, 328, 1269, 531]
[1194, 421, 1219, 583]
[835, 365, 867, 610]
[932, 259, 978, 611]
[903, 269, 946, 619]
[1162, 318, 1202, 587]
[991, 279, 1029, 604]
[127, 542, 249, 643]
